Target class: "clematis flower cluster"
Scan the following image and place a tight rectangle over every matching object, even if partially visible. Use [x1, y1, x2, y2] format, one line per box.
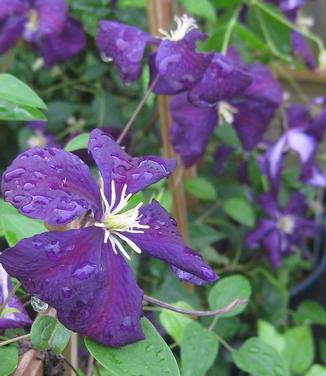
[96, 15, 283, 167]
[0, 265, 31, 330]
[0, 0, 86, 68]
[0, 129, 217, 347]
[246, 192, 319, 268]
[261, 99, 326, 193]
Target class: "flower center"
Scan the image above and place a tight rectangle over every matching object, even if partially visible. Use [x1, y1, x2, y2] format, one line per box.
[27, 131, 47, 148]
[277, 215, 295, 234]
[218, 101, 238, 124]
[158, 14, 198, 42]
[25, 10, 39, 35]
[95, 180, 149, 260]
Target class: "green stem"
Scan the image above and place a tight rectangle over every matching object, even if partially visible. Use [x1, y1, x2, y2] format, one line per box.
[0, 282, 22, 317]
[221, 5, 242, 54]
[0, 333, 30, 347]
[214, 333, 235, 352]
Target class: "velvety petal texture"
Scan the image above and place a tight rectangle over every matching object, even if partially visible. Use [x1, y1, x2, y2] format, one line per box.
[89, 129, 176, 205]
[41, 18, 86, 68]
[153, 31, 212, 95]
[33, 0, 68, 36]
[189, 53, 252, 107]
[0, 265, 31, 329]
[1, 147, 102, 225]
[126, 200, 218, 284]
[170, 92, 218, 167]
[96, 21, 151, 83]
[0, 227, 144, 347]
[0, 16, 25, 54]
[0, 0, 27, 20]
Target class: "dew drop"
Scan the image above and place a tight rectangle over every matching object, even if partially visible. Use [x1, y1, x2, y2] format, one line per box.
[72, 264, 96, 280]
[62, 287, 72, 298]
[4, 168, 26, 182]
[31, 296, 48, 312]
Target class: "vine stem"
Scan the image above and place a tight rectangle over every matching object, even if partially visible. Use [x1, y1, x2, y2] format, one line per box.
[0, 281, 22, 317]
[221, 5, 242, 54]
[143, 295, 246, 316]
[0, 333, 30, 347]
[117, 75, 159, 145]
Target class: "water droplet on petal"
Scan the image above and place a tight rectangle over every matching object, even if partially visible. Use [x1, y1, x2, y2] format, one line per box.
[4, 168, 26, 182]
[31, 296, 48, 312]
[62, 287, 72, 298]
[72, 264, 96, 280]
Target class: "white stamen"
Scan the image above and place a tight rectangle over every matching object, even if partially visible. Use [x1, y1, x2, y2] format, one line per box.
[114, 233, 142, 254]
[158, 14, 198, 42]
[110, 235, 131, 260]
[218, 101, 238, 124]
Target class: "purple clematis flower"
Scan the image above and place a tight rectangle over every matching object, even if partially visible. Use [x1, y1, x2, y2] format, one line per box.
[0, 0, 85, 67]
[261, 103, 326, 193]
[26, 121, 59, 149]
[0, 265, 31, 329]
[246, 192, 319, 267]
[0, 129, 217, 347]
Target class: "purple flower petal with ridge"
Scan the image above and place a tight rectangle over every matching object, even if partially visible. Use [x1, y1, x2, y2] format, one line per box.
[301, 164, 326, 187]
[34, 0, 68, 36]
[170, 92, 217, 167]
[88, 129, 176, 206]
[0, 227, 144, 347]
[291, 31, 316, 69]
[310, 107, 326, 141]
[262, 229, 282, 268]
[1, 147, 102, 226]
[0, 16, 25, 54]
[286, 104, 311, 130]
[153, 31, 212, 95]
[126, 200, 218, 285]
[41, 18, 86, 69]
[189, 53, 252, 107]
[0, 265, 31, 329]
[245, 219, 275, 248]
[96, 21, 151, 83]
[0, 0, 27, 20]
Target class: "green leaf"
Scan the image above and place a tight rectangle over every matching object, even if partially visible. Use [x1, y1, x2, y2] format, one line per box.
[233, 337, 289, 376]
[0, 74, 46, 109]
[30, 316, 71, 354]
[282, 326, 314, 374]
[184, 177, 217, 201]
[181, 321, 218, 376]
[0, 307, 19, 319]
[85, 318, 180, 376]
[189, 223, 225, 249]
[159, 301, 193, 344]
[211, 0, 243, 8]
[0, 99, 46, 121]
[306, 365, 326, 376]
[223, 197, 255, 227]
[258, 320, 285, 354]
[119, 0, 145, 7]
[0, 199, 47, 246]
[0, 345, 19, 376]
[179, 0, 217, 22]
[208, 275, 251, 317]
[293, 300, 326, 326]
[65, 133, 90, 152]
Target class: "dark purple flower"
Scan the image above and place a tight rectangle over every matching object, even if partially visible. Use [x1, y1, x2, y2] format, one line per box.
[261, 103, 326, 192]
[0, 265, 31, 329]
[291, 32, 316, 69]
[0, 129, 217, 347]
[26, 121, 59, 149]
[214, 146, 234, 176]
[0, 0, 85, 66]
[170, 92, 218, 167]
[246, 192, 319, 267]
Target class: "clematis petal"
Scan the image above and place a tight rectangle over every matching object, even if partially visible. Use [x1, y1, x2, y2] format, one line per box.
[259, 192, 280, 217]
[88, 129, 176, 204]
[310, 107, 326, 141]
[291, 31, 316, 70]
[245, 219, 275, 248]
[301, 164, 326, 188]
[96, 21, 152, 83]
[283, 192, 306, 216]
[286, 104, 311, 130]
[34, 0, 68, 36]
[153, 31, 212, 95]
[0, 265, 31, 330]
[1, 147, 102, 226]
[125, 200, 218, 285]
[170, 92, 218, 167]
[189, 53, 252, 107]
[262, 229, 282, 268]
[0, 227, 144, 347]
[0, 16, 25, 54]
[287, 130, 317, 166]
[0, 0, 27, 20]
[41, 18, 86, 69]
[214, 146, 234, 176]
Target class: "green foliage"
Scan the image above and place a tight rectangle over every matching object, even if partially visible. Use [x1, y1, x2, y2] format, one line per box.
[179, 0, 217, 22]
[233, 337, 289, 376]
[0, 199, 47, 246]
[184, 177, 217, 201]
[65, 132, 90, 151]
[258, 320, 285, 353]
[30, 316, 71, 354]
[181, 321, 219, 376]
[306, 365, 326, 376]
[223, 197, 255, 227]
[293, 300, 326, 326]
[159, 301, 193, 344]
[208, 275, 251, 317]
[0, 345, 19, 376]
[85, 318, 180, 376]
